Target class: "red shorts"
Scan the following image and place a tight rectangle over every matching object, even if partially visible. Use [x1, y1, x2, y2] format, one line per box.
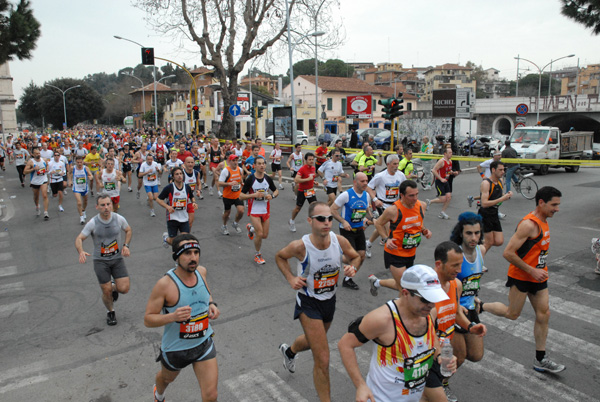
[209, 162, 221, 170]
[187, 203, 195, 213]
[111, 196, 120, 206]
[249, 212, 270, 222]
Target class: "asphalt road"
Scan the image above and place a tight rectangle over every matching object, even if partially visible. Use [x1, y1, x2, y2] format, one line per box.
[0, 159, 599, 402]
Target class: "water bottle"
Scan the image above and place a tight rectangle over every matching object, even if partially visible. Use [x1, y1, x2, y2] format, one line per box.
[439, 337, 453, 377]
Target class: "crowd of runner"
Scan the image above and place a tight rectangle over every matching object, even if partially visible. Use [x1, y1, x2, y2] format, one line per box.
[1, 127, 572, 402]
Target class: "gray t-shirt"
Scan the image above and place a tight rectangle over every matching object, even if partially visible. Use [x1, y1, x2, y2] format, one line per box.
[81, 213, 129, 260]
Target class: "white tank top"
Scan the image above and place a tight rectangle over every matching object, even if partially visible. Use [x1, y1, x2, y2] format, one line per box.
[30, 159, 48, 185]
[101, 169, 119, 197]
[72, 166, 89, 193]
[168, 183, 189, 222]
[184, 169, 197, 191]
[291, 152, 303, 172]
[296, 232, 343, 301]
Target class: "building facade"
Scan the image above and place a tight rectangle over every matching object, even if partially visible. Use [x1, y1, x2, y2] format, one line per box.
[422, 63, 476, 101]
[0, 63, 17, 136]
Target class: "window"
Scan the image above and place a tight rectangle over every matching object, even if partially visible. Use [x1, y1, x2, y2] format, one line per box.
[341, 99, 346, 116]
[327, 98, 333, 111]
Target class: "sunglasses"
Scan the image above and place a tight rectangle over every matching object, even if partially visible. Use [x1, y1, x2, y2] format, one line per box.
[408, 290, 431, 304]
[311, 215, 334, 222]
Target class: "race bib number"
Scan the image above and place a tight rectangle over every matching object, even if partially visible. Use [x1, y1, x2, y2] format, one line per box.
[332, 175, 339, 182]
[200, 154, 206, 163]
[173, 198, 186, 210]
[385, 185, 399, 200]
[123, 157, 131, 163]
[92, 162, 99, 168]
[314, 270, 339, 294]
[37, 168, 47, 175]
[304, 188, 316, 198]
[104, 182, 116, 191]
[147, 173, 157, 181]
[351, 209, 367, 223]
[536, 250, 548, 269]
[231, 184, 241, 192]
[461, 273, 482, 297]
[256, 188, 266, 200]
[194, 159, 201, 166]
[189, 182, 196, 190]
[212, 155, 220, 163]
[275, 157, 281, 163]
[157, 150, 164, 158]
[76, 177, 86, 184]
[100, 240, 119, 257]
[16, 154, 23, 159]
[179, 311, 209, 339]
[403, 349, 435, 390]
[294, 159, 302, 166]
[402, 232, 422, 249]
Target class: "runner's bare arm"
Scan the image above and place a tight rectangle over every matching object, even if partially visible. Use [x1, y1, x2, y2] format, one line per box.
[144, 277, 191, 328]
[337, 235, 362, 272]
[197, 266, 220, 320]
[75, 233, 90, 264]
[503, 219, 548, 282]
[275, 240, 307, 290]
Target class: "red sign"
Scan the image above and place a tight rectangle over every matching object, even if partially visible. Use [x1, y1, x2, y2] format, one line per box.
[515, 122, 525, 128]
[346, 95, 372, 119]
[516, 103, 529, 116]
[187, 104, 191, 112]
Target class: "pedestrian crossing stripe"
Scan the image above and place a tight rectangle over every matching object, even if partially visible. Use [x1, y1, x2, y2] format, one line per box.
[0, 361, 49, 395]
[224, 368, 309, 402]
[0, 300, 28, 318]
[0, 281, 24, 295]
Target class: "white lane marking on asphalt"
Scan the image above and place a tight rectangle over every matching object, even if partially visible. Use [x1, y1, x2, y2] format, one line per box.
[0, 266, 17, 277]
[548, 273, 600, 298]
[462, 350, 596, 402]
[482, 279, 600, 327]
[0, 282, 24, 295]
[575, 226, 600, 232]
[0, 232, 7, 238]
[224, 368, 309, 402]
[0, 360, 49, 384]
[551, 257, 593, 272]
[0, 252, 12, 261]
[0, 300, 28, 318]
[483, 314, 600, 367]
[0, 375, 49, 394]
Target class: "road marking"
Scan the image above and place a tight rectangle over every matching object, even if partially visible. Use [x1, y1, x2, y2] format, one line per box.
[0, 232, 8, 238]
[0, 266, 16, 277]
[483, 314, 600, 368]
[0, 282, 24, 295]
[0, 252, 12, 261]
[0, 300, 29, 318]
[0, 375, 48, 394]
[551, 257, 592, 272]
[550, 273, 600, 298]
[482, 279, 600, 327]
[224, 368, 309, 402]
[462, 350, 596, 402]
[0, 360, 49, 394]
[575, 226, 599, 232]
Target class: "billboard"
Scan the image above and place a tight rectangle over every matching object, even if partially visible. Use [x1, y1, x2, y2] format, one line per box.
[346, 95, 372, 119]
[273, 106, 293, 145]
[213, 91, 252, 122]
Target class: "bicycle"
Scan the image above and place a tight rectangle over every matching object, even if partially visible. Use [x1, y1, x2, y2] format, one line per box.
[411, 161, 433, 190]
[511, 168, 538, 200]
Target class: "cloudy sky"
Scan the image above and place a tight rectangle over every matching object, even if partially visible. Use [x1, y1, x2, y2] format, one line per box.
[9, 0, 600, 104]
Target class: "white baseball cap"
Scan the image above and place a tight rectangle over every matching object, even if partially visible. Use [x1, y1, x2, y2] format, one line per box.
[401, 264, 449, 303]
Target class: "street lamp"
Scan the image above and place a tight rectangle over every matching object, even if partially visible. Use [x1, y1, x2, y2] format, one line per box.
[285, 0, 325, 143]
[312, 0, 327, 137]
[114, 35, 160, 127]
[514, 54, 575, 122]
[121, 72, 146, 119]
[45, 84, 81, 128]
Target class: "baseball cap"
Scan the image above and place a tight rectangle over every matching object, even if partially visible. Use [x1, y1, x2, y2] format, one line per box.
[401, 265, 449, 303]
[228, 154, 239, 161]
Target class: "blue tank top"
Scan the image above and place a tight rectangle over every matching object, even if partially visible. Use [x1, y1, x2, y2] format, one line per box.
[341, 188, 369, 230]
[457, 245, 483, 310]
[161, 268, 214, 352]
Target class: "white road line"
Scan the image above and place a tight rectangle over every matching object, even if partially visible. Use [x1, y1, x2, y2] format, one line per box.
[482, 279, 600, 327]
[0, 266, 16, 277]
[0, 232, 8, 238]
[0, 252, 12, 261]
[551, 257, 591, 272]
[0, 282, 24, 295]
[0, 300, 28, 318]
[224, 369, 309, 402]
[549, 273, 600, 298]
[462, 350, 596, 402]
[575, 226, 599, 232]
[0, 361, 49, 383]
[483, 314, 600, 368]
[0, 375, 49, 394]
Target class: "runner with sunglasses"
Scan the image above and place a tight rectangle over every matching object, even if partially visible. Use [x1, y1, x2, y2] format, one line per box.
[276, 201, 361, 402]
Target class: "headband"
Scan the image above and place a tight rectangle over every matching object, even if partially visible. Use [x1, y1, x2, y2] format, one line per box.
[172, 241, 201, 261]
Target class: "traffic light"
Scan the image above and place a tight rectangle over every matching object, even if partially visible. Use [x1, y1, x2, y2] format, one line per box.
[141, 48, 154, 65]
[192, 105, 200, 120]
[250, 107, 256, 119]
[390, 93, 404, 119]
[378, 97, 395, 121]
[257, 106, 266, 118]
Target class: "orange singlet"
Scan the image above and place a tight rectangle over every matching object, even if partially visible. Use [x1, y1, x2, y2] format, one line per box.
[507, 212, 550, 283]
[384, 200, 424, 258]
[435, 278, 458, 339]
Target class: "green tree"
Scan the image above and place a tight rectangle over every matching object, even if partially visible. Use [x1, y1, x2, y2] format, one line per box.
[508, 73, 561, 96]
[17, 80, 43, 127]
[41, 78, 105, 128]
[561, 0, 600, 34]
[321, 59, 354, 77]
[0, 0, 41, 64]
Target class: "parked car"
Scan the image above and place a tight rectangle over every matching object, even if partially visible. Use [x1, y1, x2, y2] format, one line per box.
[316, 133, 342, 146]
[356, 128, 386, 147]
[583, 143, 600, 160]
[266, 130, 308, 145]
[372, 130, 396, 150]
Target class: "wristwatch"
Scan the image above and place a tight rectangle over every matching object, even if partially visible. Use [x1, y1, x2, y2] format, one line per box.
[467, 322, 476, 332]
[123, 243, 130, 248]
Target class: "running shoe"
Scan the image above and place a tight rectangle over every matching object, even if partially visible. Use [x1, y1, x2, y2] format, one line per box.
[209, 187, 214, 196]
[289, 219, 296, 232]
[203, 183, 209, 189]
[199, 193, 204, 200]
[111, 281, 118, 302]
[246, 223, 254, 240]
[279, 343, 296, 373]
[106, 311, 117, 326]
[467, 195, 474, 208]
[80, 216, 86, 225]
[63, 190, 67, 195]
[232, 221, 242, 234]
[83, 211, 87, 219]
[443, 383, 458, 402]
[91, 190, 94, 196]
[36, 206, 40, 216]
[426, 199, 431, 210]
[162, 232, 169, 248]
[221, 225, 230, 236]
[150, 209, 156, 217]
[342, 278, 359, 290]
[153, 384, 165, 402]
[591, 238, 600, 254]
[254, 253, 266, 265]
[218, 190, 223, 198]
[365, 240, 372, 258]
[128, 187, 132, 192]
[438, 211, 450, 220]
[21, 183, 24, 187]
[533, 357, 565, 373]
[498, 212, 506, 220]
[368, 275, 379, 297]
[58, 205, 64, 212]
[279, 184, 284, 190]
[136, 191, 140, 199]
[44, 212, 49, 221]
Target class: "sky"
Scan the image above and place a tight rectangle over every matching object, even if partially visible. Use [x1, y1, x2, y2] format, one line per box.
[9, 0, 600, 105]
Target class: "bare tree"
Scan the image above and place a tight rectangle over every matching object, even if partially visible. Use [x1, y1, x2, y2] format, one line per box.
[134, 0, 343, 138]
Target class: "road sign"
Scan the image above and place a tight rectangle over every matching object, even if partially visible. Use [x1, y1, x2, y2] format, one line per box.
[516, 103, 529, 115]
[515, 122, 525, 128]
[515, 116, 527, 123]
[229, 104, 241, 116]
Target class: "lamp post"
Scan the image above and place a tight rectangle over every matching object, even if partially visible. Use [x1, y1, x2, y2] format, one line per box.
[114, 35, 159, 127]
[313, 0, 326, 136]
[120, 72, 146, 121]
[45, 84, 81, 128]
[514, 54, 575, 122]
[285, 0, 325, 143]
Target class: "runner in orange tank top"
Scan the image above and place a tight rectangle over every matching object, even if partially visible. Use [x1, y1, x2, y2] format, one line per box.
[479, 186, 565, 374]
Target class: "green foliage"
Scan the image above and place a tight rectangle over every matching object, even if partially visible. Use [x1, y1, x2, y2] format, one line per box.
[508, 73, 562, 96]
[0, 0, 41, 64]
[289, 58, 354, 78]
[561, 0, 600, 34]
[40, 78, 105, 128]
[17, 80, 42, 126]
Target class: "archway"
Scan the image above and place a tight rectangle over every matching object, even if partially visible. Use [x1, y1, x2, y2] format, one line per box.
[541, 114, 600, 142]
[492, 115, 513, 135]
